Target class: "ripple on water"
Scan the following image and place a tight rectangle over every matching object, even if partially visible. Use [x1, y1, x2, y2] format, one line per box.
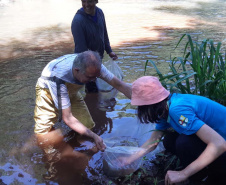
[146, 55, 159, 58]
[119, 45, 152, 50]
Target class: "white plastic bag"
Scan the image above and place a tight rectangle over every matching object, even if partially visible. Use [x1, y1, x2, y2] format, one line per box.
[96, 59, 123, 92]
[103, 136, 144, 177]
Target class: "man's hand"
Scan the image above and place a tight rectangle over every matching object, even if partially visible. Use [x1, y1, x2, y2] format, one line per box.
[165, 170, 189, 185]
[92, 134, 106, 152]
[109, 52, 118, 60]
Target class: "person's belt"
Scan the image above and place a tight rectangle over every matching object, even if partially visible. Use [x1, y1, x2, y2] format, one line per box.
[41, 76, 65, 122]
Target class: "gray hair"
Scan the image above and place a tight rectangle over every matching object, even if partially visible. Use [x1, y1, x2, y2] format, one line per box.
[73, 51, 102, 73]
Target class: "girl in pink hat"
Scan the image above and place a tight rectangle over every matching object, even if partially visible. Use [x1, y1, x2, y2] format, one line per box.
[124, 76, 226, 185]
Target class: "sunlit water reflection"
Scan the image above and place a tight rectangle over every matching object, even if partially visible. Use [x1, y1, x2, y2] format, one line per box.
[0, 0, 225, 184]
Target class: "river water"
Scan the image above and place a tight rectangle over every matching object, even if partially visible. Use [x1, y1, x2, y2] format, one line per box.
[0, 0, 225, 184]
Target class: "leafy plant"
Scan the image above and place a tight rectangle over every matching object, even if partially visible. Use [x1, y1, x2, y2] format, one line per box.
[145, 34, 226, 105]
[153, 177, 158, 185]
[108, 180, 113, 185]
[122, 173, 133, 184]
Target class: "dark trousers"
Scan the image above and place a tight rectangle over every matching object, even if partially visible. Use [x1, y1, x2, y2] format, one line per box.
[163, 132, 226, 183]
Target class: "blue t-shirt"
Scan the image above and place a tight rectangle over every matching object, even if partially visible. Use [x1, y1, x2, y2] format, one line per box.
[156, 93, 226, 140]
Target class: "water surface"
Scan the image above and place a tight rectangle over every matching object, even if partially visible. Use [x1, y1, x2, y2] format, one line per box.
[0, 0, 225, 184]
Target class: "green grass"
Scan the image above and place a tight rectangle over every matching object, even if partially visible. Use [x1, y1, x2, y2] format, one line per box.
[145, 33, 226, 105]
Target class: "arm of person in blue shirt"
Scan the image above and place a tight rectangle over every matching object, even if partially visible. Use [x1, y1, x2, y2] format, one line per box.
[165, 124, 226, 185]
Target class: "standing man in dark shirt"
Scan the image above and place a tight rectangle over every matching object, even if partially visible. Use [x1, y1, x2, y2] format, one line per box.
[71, 0, 118, 92]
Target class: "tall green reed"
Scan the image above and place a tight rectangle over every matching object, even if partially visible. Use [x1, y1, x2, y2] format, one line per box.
[145, 34, 226, 105]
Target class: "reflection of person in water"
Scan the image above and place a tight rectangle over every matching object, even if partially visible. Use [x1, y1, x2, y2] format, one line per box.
[84, 92, 114, 135]
[37, 129, 97, 184]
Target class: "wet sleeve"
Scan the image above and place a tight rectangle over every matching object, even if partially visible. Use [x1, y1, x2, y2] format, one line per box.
[71, 16, 88, 53]
[169, 106, 205, 135]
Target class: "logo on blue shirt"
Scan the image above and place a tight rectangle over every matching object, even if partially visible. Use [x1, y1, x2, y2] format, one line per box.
[179, 115, 188, 127]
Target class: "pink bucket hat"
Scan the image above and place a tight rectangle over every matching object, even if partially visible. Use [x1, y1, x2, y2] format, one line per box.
[131, 76, 170, 106]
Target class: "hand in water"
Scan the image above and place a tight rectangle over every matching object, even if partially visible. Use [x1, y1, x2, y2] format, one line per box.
[93, 134, 106, 152]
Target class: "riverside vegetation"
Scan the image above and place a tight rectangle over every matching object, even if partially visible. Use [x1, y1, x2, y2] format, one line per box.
[146, 34, 226, 105]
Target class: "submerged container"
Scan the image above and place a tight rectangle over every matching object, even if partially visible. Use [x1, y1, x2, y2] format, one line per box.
[103, 137, 144, 177]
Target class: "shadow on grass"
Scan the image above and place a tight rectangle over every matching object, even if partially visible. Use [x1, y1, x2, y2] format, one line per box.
[153, 0, 226, 19]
